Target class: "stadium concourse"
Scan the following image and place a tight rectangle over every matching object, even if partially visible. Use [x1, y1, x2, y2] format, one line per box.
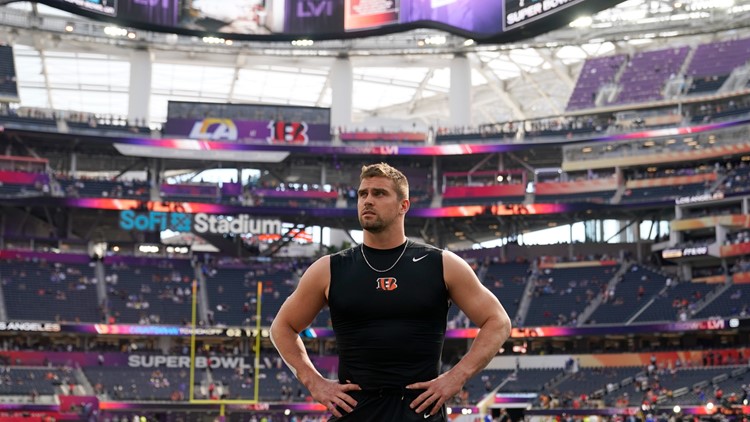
[3, 0, 750, 421]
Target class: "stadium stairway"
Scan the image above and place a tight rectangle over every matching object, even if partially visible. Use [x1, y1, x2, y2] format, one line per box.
[577, 262, 630, 326]
[0, 276, 8, 321]
[195, 261, 210, 325]
[721, 63, 750, 93]
[512, 260, 539, 326]
[692, 280, 734, 316]
[73, 367, 95, 395]
[609, 184, 627, 205]
[626, 284, 673, 323]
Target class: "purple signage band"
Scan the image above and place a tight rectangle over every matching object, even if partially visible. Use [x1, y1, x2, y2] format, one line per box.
[0, 317, 745, 339]
[116, 117, 750, 156]
[163, 118, 332, 144]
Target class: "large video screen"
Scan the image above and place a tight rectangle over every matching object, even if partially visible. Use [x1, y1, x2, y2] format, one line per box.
[32, 0, 624, 41]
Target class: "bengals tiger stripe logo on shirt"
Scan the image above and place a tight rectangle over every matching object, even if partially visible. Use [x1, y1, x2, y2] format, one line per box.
[376, 277, 398, 291]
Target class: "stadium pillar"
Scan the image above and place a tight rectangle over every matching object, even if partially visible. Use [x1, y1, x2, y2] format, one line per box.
[0, 209, 5, 249]
[632, 220, 643, 262]
[128, 49, 152, 126]
[70, 152, 77, 178]
[330, 56, 353, 130]
[449, 54, 472, 128]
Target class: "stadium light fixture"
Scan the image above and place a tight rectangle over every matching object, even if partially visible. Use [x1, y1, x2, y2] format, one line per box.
[569, 16, 592, 28]
[202, 36, 226, 44]
[688, 0, 734, 10]
[104, 26, 128, 37]
[64, 23, 74, 32]
[127, 32, 136, 39]
[291, 39, 314, 47]
[463, 39, 475, 46]
[673, 405, 680, 413]
[706, 402, 714, 410]
[423, 35, 446, 45]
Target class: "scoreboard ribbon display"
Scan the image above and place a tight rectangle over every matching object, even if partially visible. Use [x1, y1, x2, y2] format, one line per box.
[33, 0, 625, 42]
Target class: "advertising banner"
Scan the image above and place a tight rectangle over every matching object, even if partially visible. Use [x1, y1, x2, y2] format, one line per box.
[443, 184, 526, 199]
[118, 0, 179, 27]
[281, 0, 346, 33]
[0, 317, 745, 340]
[0, 170, 49, 185]
[163, 118, 332, 144]
[400, 0, 502, 34]
[504, 0, 583, 30]
[344, 0, 398, 31]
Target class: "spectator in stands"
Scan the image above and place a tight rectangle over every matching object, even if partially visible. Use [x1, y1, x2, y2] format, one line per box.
[271, 163, 511, 421]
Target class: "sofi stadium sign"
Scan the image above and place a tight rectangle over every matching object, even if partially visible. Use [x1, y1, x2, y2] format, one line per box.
[119, 210, 283, 236]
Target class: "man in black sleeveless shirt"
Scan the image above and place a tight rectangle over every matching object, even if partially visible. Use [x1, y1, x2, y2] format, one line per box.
[271, 163, 511, 421]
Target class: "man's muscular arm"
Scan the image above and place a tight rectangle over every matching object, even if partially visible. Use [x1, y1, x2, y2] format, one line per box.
[407, 251, 511, 416]
[270, 256, 360, 417]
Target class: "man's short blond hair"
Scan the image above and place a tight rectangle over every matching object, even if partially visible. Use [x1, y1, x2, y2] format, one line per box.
[360, 163, 409, 200]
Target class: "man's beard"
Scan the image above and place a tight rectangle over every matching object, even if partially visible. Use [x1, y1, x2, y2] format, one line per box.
[359, 215, 387, 233]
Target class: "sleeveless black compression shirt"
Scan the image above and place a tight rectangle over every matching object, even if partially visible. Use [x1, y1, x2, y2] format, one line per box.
[328, 239, 450, 390]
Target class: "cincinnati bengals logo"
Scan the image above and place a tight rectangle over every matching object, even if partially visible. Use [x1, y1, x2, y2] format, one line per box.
[267, 121, 309, 144]
[376, 277, 398, 291]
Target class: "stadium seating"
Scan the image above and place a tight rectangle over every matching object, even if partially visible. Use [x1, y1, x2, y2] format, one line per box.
[446, 261, 529, 327]
[524, 265, 617, 327]
[566, 54, 627, 110]
[211, 367, 307, 402]
[550, 366, 643, 400]
[534, 190, 614, 204]
[83, 366, 193, 401]
[694, 283, 750, 319]
[723, 163, 750, 194]
[1, 257, 101, 323]
[498, 368, 566, 393]
[611, 47, 689, 105]
[620, 183, 708, 204]
[633, 281, 718, 323]
[686, 37, 750, 94]
[0, 45, 19, 101]
[204, 263, 296, 327]
[482, 262, 530, 322]
[462, 369, 514, 402]
[105, 259, 195, 325]
[0, 368, 68, 396]
[586, 265, 666, 325]
[57, 178, 150, 200]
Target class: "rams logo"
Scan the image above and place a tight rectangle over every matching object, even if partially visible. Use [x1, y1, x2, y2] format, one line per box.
[376, 277, 398, 291]
[267, 121, 309, 144]
[188, 118, 238, 141]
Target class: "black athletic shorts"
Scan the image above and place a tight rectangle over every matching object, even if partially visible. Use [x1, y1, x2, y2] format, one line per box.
[328, 388, 447, 422]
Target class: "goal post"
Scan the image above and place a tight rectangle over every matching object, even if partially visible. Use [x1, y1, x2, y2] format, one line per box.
[188, 280, 263, 408]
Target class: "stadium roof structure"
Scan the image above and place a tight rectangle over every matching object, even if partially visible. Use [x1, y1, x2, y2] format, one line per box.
[1, 0, 750, 129]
